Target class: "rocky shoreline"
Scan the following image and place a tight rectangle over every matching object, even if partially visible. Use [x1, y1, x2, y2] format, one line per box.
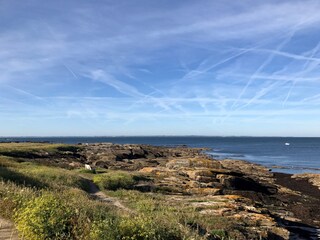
[3, 142, 320, 239]
[73, 143, 319, 239]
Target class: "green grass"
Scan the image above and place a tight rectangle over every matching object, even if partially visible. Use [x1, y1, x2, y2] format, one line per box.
[22, 166, 91, 191]
[0, 142, 82, 152]
[106, 190, 208, 239]
[0, 143, 63, 157]
[106, 189, 241, 239]
[93, 171, 152, 191]
[0, 155, 90, 191]
[0, 142, 82, 159]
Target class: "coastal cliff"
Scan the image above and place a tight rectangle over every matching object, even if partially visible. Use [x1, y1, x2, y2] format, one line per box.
[0, 142, 319, 239]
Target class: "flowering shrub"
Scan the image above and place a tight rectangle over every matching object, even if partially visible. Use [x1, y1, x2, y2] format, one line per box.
[15, 193, 75, 240]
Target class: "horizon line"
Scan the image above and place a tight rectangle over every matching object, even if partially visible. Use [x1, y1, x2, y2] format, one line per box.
[0, 135, 319, 138]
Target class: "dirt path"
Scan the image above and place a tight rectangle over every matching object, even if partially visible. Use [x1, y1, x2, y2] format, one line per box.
[0, 218, 19, 240]
[0, 179, 131, 240]
[86, 180, 133, 213]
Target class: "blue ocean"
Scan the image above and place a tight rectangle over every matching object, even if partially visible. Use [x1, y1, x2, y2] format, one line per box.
[1, 136, 319, 174]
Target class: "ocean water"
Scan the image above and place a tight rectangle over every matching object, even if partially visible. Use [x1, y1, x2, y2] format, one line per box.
[1, 136, 319, 174]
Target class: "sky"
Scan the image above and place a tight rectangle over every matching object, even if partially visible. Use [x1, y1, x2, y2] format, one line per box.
[1, 0, 320, 137]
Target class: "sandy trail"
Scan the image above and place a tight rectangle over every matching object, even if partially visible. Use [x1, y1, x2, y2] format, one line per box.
[0, 218, 19, 240]
[86, 180, 133, 213]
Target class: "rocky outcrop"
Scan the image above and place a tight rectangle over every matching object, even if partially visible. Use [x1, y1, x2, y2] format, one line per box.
[80, 143, 207, 170]
[78, 143, 320, 240]
[218, 160, 278, 194]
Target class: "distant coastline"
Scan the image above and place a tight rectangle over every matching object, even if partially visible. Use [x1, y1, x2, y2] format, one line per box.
[0, 136, 319, 175]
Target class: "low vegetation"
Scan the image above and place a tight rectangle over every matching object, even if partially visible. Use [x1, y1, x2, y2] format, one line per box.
[0, 143, 236, 239]
[0, 142, 78, 158]
[93, 171, 151, 191]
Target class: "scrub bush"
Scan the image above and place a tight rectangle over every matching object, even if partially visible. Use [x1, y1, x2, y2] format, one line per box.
[90, 214, 182, 240]
[15, 193, 75, 240]
[89, 219, 117, 240]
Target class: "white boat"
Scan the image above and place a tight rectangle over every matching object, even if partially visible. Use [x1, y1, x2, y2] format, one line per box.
[285, 142, 290, 146]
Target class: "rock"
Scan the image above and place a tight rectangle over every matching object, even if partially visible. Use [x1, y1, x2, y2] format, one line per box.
[133, 183, 154, 192]
[84, 164, 92, 170]
[220, 159, 274, 180]
[267, 227, 290, 240]
[81, 143, 206, 170]
[132, 147, 147, 158]
[185, 169, 216, 179]
[94, 160, 109, 168]
[217, 175, 278, 194]
[292, 173, 320, 190]
[139, 167, 158, 174]
[195, 176, 215, 183]
[166, 159, 191, 169]
[68, 162, 82, 168]
[187, 188, 221, 195]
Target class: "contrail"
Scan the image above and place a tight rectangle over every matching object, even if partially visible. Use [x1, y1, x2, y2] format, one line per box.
[283, 42, 320, 106]
[221, 22, 305, 123]
[236, 48, 320, 63]
[177, 48, 255, 84]
[5, 84, 44, 101]
[230, 17, 314, 113]
[230, 30, 296, 110]
[62, 63, 79, 79]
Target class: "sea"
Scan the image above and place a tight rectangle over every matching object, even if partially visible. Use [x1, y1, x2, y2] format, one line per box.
[1, 136, 319, 174]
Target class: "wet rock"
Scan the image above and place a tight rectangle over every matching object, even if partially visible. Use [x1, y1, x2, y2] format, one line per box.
[292, 173, 320, 190]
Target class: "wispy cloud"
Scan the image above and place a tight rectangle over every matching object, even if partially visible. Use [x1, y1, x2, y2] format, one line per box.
[1, 0, 320, 136]
[90, 70, 143, 98]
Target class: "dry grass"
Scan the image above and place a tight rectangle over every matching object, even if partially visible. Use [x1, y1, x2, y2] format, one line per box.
[0, 142, 65, 151]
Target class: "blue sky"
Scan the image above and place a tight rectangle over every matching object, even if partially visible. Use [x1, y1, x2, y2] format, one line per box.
[1, 0, 320, 136]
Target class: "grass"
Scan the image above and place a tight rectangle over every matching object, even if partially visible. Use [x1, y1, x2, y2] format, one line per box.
[0, 154, 115, 239]
[106, 190, 205, 240]
[93, 171, 152, 191]
[0, 155, 90, 191]
[22, 166, 91, 191]
[106, 190, 229, 239]
[106, 189, 242, 239]
[0, 142, 81, 152]
[0, 142, 82, 159]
